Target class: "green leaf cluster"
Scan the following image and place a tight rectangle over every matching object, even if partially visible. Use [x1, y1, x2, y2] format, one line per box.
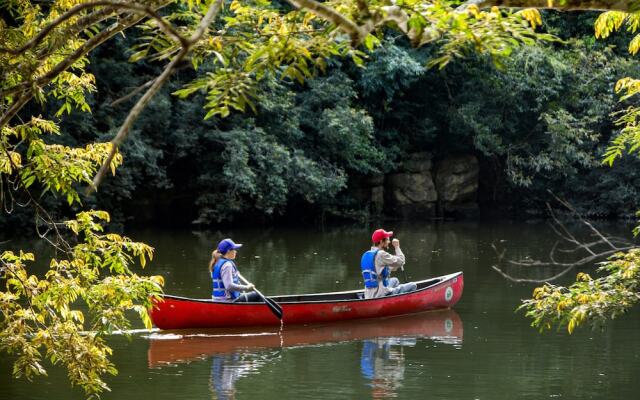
[594, 11, 640, 167]
[1, 211, 163, 396]
[520, 251, 640, 334]
[2, 116, 122, 206]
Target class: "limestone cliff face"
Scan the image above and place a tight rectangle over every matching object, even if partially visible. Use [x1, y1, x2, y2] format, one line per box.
[435, 155, 479, 218]
[351, 153, 480, 219]
[386, 171, 438, 218]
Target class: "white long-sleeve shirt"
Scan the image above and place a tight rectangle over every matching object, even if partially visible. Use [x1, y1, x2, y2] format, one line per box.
[364, 246, 405, 299]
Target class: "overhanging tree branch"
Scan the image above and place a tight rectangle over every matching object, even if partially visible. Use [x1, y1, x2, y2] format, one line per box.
[0, 12, 145, 128]
[492, 263, 577, 283]
[89, 0, 225, 193]
[109, 78, 157, 107]
[492, 195, 637, 283]
[0, 1, 182, 99]
[0, 1, 181, 56]
[286, 0, 365, 42]
[0, 5, 116, 55]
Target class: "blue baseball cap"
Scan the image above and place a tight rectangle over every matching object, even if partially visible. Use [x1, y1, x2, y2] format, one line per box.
[217, 238, 242, 254]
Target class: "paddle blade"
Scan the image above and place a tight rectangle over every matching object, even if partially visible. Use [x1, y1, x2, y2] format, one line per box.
[236, 272, 283, 320]
[264, 297, 283, 320]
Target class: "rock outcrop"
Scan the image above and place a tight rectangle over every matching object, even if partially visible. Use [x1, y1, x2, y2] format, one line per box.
[386, 171, 438, 218]
[435, 155, 479, 218]
[347, 152, 480, 220]
[383, 152, 436, 217]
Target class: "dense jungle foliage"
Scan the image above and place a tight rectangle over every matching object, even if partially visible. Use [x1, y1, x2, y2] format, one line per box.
[3, 11, 639, 230]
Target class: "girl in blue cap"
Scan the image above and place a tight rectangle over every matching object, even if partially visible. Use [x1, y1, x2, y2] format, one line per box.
[209, 238, 261, 302]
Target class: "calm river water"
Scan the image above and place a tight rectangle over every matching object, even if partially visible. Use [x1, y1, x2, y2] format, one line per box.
[1, 221, 639, 399]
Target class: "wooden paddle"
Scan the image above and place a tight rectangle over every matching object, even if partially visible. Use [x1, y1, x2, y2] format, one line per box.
[237, 272, 283, 320]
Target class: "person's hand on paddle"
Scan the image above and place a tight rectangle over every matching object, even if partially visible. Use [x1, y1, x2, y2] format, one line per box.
[246, 283, 255, 291]
[392, 238, 400, 249]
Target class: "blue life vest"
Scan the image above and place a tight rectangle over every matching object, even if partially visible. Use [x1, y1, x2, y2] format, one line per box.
[211, 258, 241, 299]
[360, 340, 392, 382]
[360, 340, 376, 380]
[211, 355, 238, 400]
[360, 249, 390, 289]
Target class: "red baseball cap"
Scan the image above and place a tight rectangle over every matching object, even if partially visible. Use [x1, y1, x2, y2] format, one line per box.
[371, 229, 393, 243]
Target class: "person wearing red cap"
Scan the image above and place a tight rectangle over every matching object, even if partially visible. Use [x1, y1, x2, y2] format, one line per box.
[361, 229, 417, 299]
[209, 238, 260, 302]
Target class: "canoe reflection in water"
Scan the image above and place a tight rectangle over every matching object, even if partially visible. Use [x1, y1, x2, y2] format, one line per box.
[147, 310, 462, 399]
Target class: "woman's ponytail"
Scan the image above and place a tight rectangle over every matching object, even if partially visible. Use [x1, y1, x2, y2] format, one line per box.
[208, 249, 222, 273]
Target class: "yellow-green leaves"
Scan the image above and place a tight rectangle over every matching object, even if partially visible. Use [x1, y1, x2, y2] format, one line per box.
[520, 249, 640, 333]
[19, 141, 122, 205]
[363, 34, 381, 52]
[566, 308, 586, 334]
[1, 115, 121, 206]
[1, 211, 163, 396]
[2, 117, 60, 140]
[593, 11, 640, 166]
[160, 0, 349, 118]
[426, 4, 554, 69]
[614, 77, 640, 100]
[0, 151, 22, 174]
[595, 11, 640, 54]
[602, 78, 640, 166]
[516, 8, 543, 29]
[174, 70, 259, 119]
[595, 11, 627, 39]
[50, 71, 96, 117]
[122, 0, 554, 120]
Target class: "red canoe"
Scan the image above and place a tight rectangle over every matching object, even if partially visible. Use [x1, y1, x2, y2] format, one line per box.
[148, 309, 463, 367]
[150, 271, 463, 330]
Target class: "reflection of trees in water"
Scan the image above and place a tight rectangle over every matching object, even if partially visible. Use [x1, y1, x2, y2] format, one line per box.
[209, 350, 280, 400]
[161, 223, 481, 296]
[198, 225, 450, 295]
[193, 227, 375, 295]
[155, 222, 488, 297]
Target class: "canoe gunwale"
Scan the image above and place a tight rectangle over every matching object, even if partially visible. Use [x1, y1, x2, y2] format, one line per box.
[154, 271, 462, 305]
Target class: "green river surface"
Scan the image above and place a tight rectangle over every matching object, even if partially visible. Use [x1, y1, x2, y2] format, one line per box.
[1, 221, 639, 399]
